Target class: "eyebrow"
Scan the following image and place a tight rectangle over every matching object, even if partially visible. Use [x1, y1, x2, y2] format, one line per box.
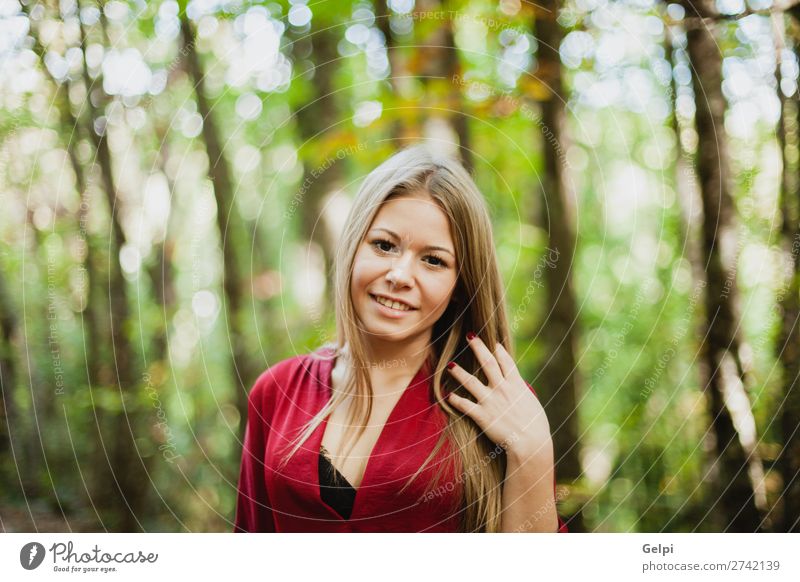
[369, 228, 455, 257]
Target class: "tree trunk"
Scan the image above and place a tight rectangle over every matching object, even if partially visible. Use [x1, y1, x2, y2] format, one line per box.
[25, 9, 103, 389]
[531, 0, 583, 532]
[415, 0, 473, 171]
[773, 11, 800, 533]
[76, 13, 148, 532]
[0, 267, 20, 492]
[374, 0, 408, 142]
[680, 4, 767, 531]
[664, 20, 726, 526]
[23, 2, 112, 525]
[180, 13, 258, 436]
[148, 123, 178, 365]
[665, 26, 706, 289]
[290, 24, 345, 311]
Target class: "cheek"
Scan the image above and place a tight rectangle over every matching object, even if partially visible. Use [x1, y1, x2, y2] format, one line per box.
[422, 277, 457, 309]
[350, 253, 377, 296]
[350, 269, 365, 303]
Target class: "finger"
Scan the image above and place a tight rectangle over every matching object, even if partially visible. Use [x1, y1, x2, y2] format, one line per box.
[447, 392, 484, 425]
[494, 342, 521, 380]
[466, 333, 504, 386]
[446, 361, 491, 402]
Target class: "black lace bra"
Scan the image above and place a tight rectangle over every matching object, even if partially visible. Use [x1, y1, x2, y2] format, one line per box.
[319, 445, 356, 519]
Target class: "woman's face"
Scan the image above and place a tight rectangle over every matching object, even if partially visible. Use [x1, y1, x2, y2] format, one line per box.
[351, 192, 458, 343]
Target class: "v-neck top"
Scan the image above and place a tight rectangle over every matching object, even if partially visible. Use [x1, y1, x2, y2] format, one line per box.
[318, 445, 356, 519]
[234, 347, 568, 532]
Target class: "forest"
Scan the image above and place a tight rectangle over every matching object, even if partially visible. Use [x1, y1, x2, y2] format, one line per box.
[0, 0, 798, 533]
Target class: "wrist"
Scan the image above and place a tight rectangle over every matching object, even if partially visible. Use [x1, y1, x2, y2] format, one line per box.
[506, 434, 554, 466]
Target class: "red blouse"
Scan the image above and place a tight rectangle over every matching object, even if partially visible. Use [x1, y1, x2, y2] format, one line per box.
[234, 348, 568, 532]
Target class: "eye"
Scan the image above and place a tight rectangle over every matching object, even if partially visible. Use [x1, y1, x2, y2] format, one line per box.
[372, 239, 396, 253]
[424, 255, 447, 268]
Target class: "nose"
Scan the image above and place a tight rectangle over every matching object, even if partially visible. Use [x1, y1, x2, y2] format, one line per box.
[386, 253, 414, 289]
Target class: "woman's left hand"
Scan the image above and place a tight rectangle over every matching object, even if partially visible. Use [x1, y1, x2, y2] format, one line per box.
[446, 334, 553, 461]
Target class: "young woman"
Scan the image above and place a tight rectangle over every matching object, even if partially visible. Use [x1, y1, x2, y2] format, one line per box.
[234, 145, 567, 532]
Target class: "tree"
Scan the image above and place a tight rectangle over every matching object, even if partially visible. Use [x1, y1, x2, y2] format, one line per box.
[678, 0, 767, 531]
[290, 15, 346, 307]
[179, 10, 260, 436]
[414, 0, 473, 171]
[0, 268, 20, 491]
[75, 7, 153, 531]
[374, 0, 408, 141]
[774, 6, 800, 533]
[531, 0, 583, 531]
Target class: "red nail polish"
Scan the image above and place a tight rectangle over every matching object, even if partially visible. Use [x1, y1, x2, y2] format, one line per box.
[466, 331, 476, 340]
[447, 361, 456, 369]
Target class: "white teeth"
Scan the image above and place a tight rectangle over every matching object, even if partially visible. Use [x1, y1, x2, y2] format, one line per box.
[374, 295, 410, 311]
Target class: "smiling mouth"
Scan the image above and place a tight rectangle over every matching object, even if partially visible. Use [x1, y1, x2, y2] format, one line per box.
[369, 294, 417, 312]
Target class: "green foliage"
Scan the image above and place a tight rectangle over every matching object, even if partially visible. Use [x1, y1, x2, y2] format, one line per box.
[0, 0, 793, 532]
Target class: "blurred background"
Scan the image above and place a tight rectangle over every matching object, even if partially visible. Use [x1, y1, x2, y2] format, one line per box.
[0, 0, 798, 532]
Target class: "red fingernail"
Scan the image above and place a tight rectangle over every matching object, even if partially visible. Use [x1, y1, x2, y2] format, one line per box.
[447, 361, 456, 369]
[466, 331, 476, 340]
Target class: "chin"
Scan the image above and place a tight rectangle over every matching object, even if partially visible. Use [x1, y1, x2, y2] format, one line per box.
[358, 319, 417, 342]
[362, 322, 414, 341]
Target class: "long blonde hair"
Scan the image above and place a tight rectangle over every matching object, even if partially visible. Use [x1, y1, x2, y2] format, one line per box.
[282, 144, 512, 532]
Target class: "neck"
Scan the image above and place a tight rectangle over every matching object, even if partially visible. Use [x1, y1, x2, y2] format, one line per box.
[359, 331, 433, 389]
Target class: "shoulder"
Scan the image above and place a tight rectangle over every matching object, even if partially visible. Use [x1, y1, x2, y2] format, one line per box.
[247, 346, 335, 408]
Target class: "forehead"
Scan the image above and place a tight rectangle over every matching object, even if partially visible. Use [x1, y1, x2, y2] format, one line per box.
[368, 194, 453, 244]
